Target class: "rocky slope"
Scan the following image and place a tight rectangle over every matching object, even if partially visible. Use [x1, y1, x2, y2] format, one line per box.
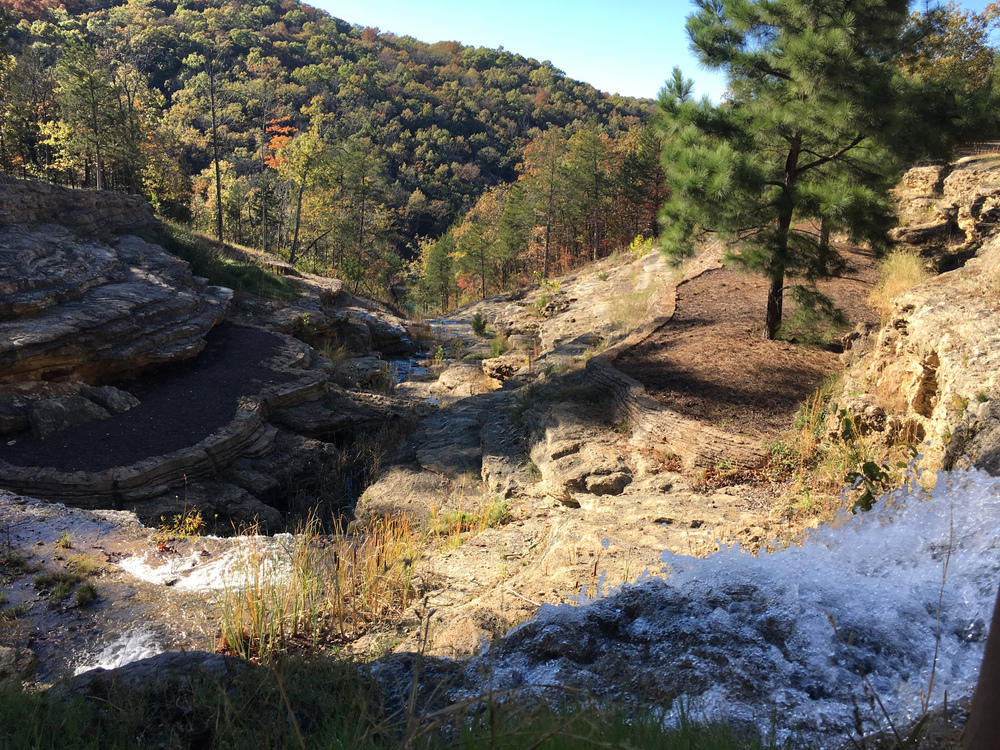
[0, 177, 428, 529]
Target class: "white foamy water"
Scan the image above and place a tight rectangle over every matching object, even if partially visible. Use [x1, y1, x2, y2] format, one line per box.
[117, 533, 295, 592]
[480, 467, 1000, 745]
[74, 629, 162, 675]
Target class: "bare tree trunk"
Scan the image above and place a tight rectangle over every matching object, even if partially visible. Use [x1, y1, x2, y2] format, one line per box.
[289, 179, 306, 265]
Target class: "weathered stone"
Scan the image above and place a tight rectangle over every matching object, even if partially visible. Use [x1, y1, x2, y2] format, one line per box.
[585, 471, 631, 496]
[0, 225, 231, 383]
[528, 402, 632, 500]
[435, 362, 483, 391]
[899, 165, 946, 195]
[845, 232, 1000, 472]
[29, 395, 111, 440]
[80, 385, 140, 415]
[481, 352, 525, 382]
[831, 395, 887, 437]
[0, 176, 159, 236]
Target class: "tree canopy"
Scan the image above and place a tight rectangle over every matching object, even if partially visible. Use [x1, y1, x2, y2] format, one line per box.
[658, 0, 997, 340]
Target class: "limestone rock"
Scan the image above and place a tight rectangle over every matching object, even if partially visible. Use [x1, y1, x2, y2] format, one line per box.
[259, 299, 416, 357]
[0, 225, 231, 383]
[846, 232, 1000, 471]
[0, 176, 159, 236]
[528, 402, 632, 501]
[481, 352, 526, 382]
[830, 395, 887, 438]
[435, 362, 483, 391]
[29, 395, 111, 440]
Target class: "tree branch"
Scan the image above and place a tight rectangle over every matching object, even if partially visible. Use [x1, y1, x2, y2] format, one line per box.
[797, 134, 866, 174]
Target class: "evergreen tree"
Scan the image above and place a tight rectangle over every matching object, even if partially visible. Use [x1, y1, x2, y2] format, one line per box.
[658, 0, 913, 340]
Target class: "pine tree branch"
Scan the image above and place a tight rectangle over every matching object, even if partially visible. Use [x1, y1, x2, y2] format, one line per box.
[797, 134, 866, 174]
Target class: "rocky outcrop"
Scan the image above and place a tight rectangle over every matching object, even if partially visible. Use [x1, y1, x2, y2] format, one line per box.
[0, 176, 159, 236]
[251, 286, 419, 358]
[0, 226, 231, 382]
[838, 232, 1000, 473]
[892, 158, 1000, 251]
[527, 401, 632, 504]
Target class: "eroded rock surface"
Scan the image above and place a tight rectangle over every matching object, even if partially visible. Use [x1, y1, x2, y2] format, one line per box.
[0, 175, 158, 236]
[837, 232, 1000, 472]
[0, 226, 231, 383]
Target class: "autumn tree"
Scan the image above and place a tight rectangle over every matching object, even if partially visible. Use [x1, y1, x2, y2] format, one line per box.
[520, 128, 569, 278]
[659, 0, 914, 340]
[55, 43, 117, 190]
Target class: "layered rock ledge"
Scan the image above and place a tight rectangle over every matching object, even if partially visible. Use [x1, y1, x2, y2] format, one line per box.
[0, 226, 231, 383]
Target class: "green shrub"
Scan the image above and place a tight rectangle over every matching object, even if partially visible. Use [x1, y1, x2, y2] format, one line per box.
[489, 337, 510, 358]
[471, 312, 488, 336]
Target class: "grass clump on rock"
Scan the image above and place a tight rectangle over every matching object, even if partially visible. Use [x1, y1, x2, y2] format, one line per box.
[869, 250, 933, 320]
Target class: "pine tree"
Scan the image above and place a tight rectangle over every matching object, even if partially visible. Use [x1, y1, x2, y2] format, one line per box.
[658, 0, 913, 340]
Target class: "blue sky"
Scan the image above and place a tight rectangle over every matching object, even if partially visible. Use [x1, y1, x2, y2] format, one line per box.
[313, 0, 995, 103]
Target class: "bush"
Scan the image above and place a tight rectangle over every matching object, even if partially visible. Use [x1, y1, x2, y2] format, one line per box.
[470, 311, 488, 336]
[489, 337, 510, 358]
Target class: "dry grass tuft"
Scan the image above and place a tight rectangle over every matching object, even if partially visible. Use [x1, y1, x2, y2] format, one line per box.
[869, 251, 933, 320]
[217, 513, 419, 663]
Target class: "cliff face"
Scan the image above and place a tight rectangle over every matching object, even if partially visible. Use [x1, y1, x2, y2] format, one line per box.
[841, 232, 1000, 473]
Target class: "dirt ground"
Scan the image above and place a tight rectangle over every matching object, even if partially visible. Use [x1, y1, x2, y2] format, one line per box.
[0, 325, 294, 473]
[615, 245, 880, 439]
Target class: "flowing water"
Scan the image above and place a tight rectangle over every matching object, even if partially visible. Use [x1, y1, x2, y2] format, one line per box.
[472, 467, 999, 745]
[46, 443, 996, 745]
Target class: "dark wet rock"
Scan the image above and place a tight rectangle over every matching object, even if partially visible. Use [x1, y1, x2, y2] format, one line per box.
[131, 480, 282, 532]
[59, 651, 250, 698]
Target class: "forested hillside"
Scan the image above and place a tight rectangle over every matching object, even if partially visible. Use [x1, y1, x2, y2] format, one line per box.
[0, 0, 665, 302]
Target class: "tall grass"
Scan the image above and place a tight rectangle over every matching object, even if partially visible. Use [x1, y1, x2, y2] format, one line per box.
[218, 513, 419, 663]
[157, 221, 299, 300]
[869, 251, 933, 320]
[609, 286, 655, 331]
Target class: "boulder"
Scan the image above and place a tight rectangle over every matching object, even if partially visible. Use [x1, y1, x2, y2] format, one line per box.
[0, 225, 231, 383]
[481, 353, 526, 382]
[80, 385, 140, 415]
[29, 395, 111, 440]
[0, 395, 31, 434]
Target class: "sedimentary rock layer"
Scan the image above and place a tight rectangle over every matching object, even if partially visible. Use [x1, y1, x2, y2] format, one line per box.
[0, 227, 231, 382]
